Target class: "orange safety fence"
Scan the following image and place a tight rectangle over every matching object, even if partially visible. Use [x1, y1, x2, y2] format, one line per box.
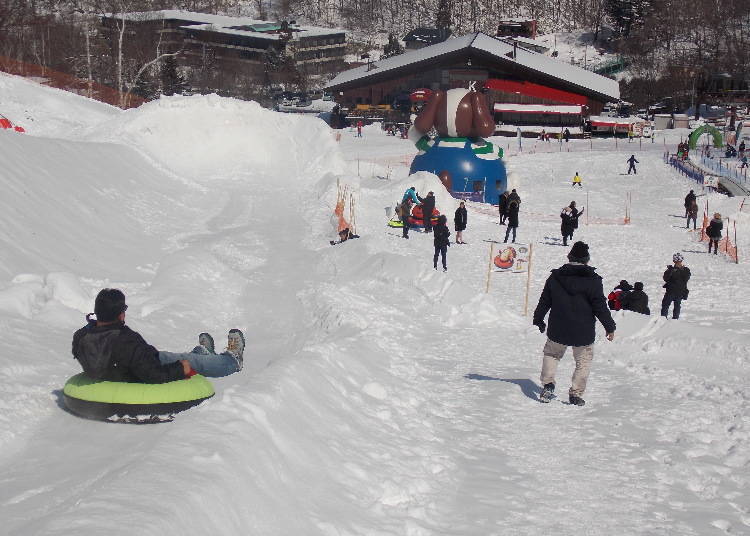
[0, 55, 145, 109]
[698, 211, 739, 263]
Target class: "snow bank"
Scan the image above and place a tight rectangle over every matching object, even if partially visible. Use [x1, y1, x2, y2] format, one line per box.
[0, 72, 118, 138]
[0, 132, 204, 279]
[86, 94, 346, 181]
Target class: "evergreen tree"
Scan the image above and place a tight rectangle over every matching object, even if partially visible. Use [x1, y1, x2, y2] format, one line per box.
[160, 55, 188, 96]
[436, 0, 451, 30]
[382, 33, 403, 59]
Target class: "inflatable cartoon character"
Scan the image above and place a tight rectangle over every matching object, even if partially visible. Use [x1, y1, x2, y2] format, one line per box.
[408, 88, 507, 205]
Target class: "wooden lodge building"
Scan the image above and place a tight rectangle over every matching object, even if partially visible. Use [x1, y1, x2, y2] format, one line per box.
[101, 10, 347, 95]
[326, 33, 619, 129]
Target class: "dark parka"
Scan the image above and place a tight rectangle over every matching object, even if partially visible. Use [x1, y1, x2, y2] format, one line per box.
[498, 192, 509, 216]
[418, 194, 436, 221]
[560, 208, 576, 235]
[72, 322, 185, 383]
[623, 289, 650, 315]
[533, 264, 616, 347]
[706, 218, 723, 239]
[684, 191, 697, 209]
[454, 206, 467, 231]
[433, 220, 451, 247]
[662, 265, 691, 299]
[506, 201, 520, 227]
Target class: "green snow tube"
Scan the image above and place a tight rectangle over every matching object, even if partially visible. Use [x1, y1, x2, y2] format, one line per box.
[387, 219, 404, 228]
[63, 373, 214, 422]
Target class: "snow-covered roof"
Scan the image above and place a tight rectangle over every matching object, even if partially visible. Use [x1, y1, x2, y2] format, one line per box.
[105, 10, 344, 40]
[494, 103, 582, 114]
[326, 33, 619, 101]
[510, 36, 548, 49]
[589, 115, 645, 126]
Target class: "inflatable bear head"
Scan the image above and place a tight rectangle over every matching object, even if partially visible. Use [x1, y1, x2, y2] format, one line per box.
[413, 88, 495, 139]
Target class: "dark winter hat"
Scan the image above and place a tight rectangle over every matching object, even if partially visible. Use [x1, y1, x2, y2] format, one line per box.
[634, 282, 644, 291]
[94, 288, 127, 322]
[618, 280, 632, 291]
[567, 241, 590, 264]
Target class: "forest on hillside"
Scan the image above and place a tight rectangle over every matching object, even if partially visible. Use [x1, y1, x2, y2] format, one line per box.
[0, 0, 748, 108]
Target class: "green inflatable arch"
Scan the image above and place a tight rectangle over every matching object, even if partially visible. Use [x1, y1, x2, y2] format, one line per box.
[63, 373, 214, 422]
[688, 125, 723, 150]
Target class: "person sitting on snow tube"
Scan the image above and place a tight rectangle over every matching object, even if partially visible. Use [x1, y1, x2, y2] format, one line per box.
[72, 288, 245, 381]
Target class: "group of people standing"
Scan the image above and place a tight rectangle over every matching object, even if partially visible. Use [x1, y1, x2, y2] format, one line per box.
[396, 186, 470, 272]
[560, 201, 583, 246]
[498, 189, 521, 243]
[532, 241, 693, 407]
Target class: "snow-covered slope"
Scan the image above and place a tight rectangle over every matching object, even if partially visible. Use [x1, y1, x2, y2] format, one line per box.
[0, 72, 119, 138]
[0, 81, 748, 535]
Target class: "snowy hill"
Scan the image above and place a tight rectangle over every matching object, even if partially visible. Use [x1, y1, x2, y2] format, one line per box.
[0, 75, 749, 535]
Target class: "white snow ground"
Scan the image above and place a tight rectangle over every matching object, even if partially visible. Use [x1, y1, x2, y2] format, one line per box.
[0, 74, 748, 535]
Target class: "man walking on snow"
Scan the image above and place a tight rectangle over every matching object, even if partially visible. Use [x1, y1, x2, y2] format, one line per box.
[532, 242, 616, 406]
[627, 154, 639, 174]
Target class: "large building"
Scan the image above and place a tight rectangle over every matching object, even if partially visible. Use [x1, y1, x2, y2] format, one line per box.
[101, 10, 346, 95]
[326, 33, 619, 129]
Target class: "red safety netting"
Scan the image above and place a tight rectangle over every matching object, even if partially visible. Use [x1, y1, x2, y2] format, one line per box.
[0, 55, 144, 109]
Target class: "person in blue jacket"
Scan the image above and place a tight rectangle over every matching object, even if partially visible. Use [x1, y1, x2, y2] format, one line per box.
[402, 186, 420, 204]
[532, 242, 616, 406]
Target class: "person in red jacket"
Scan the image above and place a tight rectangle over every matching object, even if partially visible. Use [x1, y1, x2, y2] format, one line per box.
[72, 289, 244, 381]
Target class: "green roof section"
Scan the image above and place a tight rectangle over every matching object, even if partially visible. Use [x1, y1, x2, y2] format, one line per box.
[229, 23, 284, 33]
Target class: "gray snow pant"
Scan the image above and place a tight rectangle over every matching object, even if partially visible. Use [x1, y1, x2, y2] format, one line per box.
[540, 338, 594, 397]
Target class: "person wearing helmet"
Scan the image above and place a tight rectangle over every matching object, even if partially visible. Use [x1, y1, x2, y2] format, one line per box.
[661, 253, 691, 319]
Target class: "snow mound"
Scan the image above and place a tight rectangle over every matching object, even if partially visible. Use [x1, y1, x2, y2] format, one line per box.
[0, 72, 119, 138]
[86, 94, 345, 181]
[399, 171, 459, 216]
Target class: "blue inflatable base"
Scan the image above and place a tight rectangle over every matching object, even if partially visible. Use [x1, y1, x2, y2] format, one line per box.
[409, 138, 507, 205]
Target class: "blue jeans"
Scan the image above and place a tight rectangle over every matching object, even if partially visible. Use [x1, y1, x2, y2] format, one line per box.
[159, 346, 240, 377]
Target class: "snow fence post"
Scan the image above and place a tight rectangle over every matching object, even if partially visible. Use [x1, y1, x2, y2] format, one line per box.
[523, 243, 534, 316]
[485, 243, 494, 293]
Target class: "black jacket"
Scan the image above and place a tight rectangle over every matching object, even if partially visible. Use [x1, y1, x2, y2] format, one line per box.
[571, 207, 583, 229]
[506, 202, 520, 227]
[507, 192, 521, 206]
[533, 264, 616, 347]
[418, 194, 436, 215]
[684, 192, 696, 208]
[433, 223, 451, 247]
[662, 265, 691, 298]
[706, 218, 723, 238]
[623, 290, 650, 315]
[454, 207, 467, 231]
[498, 193, 509, 214]
[72, 321, 185, 383]
[627, 156, 639, 165]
